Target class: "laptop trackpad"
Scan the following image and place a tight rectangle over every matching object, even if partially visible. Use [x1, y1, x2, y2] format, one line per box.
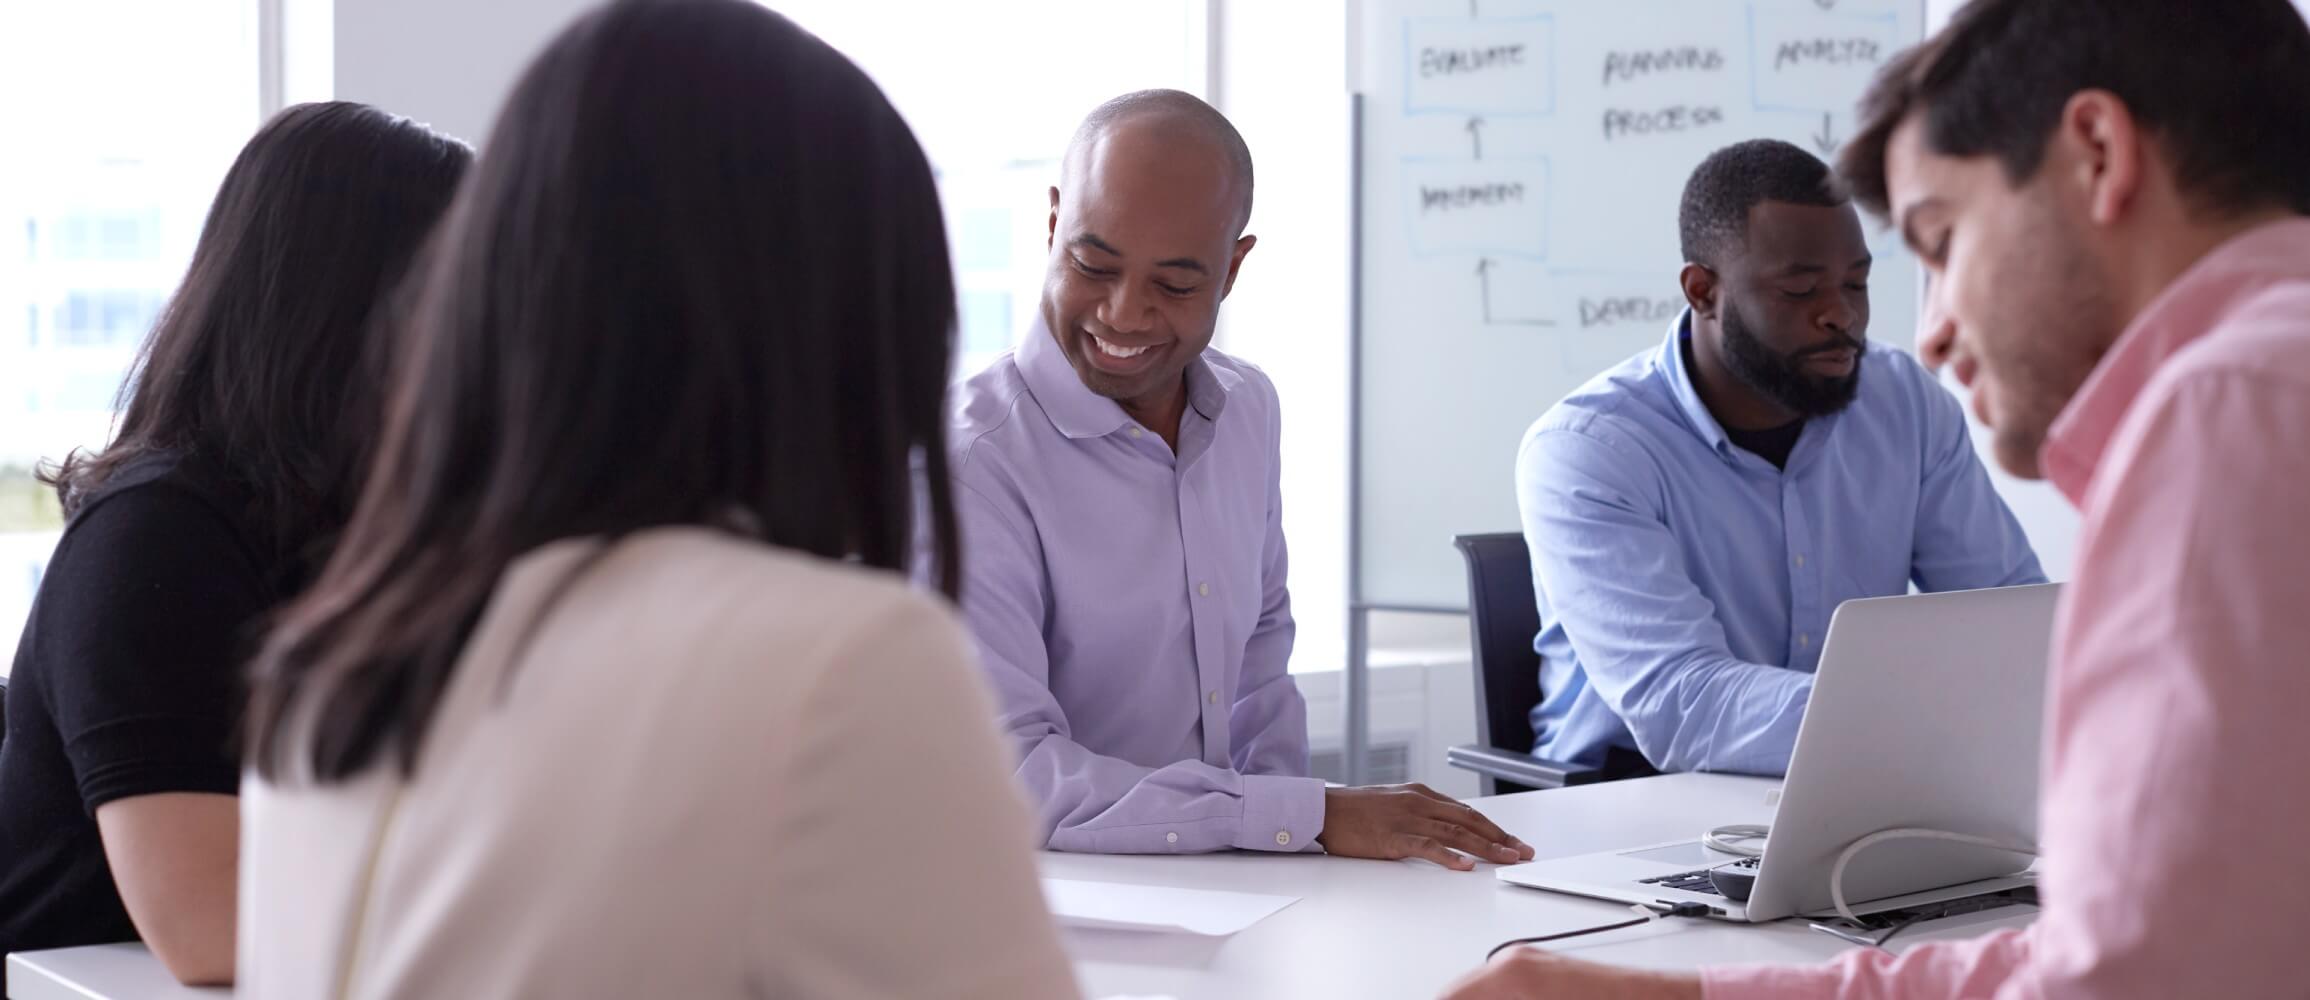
[1618, 841, 1733, 866]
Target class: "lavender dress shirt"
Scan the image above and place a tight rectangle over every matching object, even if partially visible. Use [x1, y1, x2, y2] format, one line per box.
[947, 318, 1323, 855]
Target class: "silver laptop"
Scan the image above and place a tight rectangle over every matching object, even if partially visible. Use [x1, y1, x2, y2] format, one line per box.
[1497, 583, 2061, 923]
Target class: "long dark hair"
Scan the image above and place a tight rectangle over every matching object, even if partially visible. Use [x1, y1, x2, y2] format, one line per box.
[38, 102, 470, 567]
[248, 0, 962, 781]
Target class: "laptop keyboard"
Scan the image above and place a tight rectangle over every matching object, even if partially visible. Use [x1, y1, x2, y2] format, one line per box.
[1638, 856, 1758, 896]
[1638, 870, 1723, 895]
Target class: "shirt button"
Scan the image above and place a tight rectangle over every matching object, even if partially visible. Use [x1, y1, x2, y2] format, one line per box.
[1275, 831, 1292, 847]
[1197, 582, 1211, 597]
[1799, 633, 1811, 648]
[1128, 427, 1143, 439]
[1166, 832, 1179, 845]
[1208, 690, 1219, 705]
[1795, 554, 1806, 569]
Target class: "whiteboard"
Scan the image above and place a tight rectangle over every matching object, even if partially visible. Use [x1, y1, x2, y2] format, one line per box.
[1352, 0, 1927, 610]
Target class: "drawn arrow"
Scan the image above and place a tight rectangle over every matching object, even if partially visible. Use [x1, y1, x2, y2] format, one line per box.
[1476, 257, 1555, 328]
[1467, 116, 1486, 160]
[1811, 112, 1838, 155]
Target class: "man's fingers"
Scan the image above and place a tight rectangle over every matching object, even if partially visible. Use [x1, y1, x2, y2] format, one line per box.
[1416, 795, 1528, 854]
[1397, 834, 1476, 871]
[1423, 817, 1522, 864]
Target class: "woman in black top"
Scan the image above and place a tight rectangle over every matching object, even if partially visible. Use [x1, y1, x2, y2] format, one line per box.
[0, 101, 468, 986]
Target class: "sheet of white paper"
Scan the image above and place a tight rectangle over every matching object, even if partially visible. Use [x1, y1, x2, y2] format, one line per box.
[1041, 878, 1298, 936]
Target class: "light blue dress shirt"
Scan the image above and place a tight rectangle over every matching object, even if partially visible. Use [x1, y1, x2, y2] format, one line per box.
[1514, 314, 2044, 776]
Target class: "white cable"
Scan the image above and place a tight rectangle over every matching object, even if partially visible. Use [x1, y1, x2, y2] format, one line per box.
[1828, 828, 2039, 926]
[1703, 823, 1771, 857]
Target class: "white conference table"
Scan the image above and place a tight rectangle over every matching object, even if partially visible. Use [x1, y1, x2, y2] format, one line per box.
[6, 944, 224, 1000]
[1048, 772, 2037, 1000]
[6, 773, 2035, 1000]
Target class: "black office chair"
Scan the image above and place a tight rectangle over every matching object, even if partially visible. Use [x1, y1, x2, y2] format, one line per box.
[1444, 532, 1607, 795]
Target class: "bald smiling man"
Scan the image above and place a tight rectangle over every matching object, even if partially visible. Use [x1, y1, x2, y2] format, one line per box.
[945, 90, 1532, 868]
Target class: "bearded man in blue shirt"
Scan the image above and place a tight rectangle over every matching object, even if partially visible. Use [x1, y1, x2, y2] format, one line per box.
[1515, 139, 2044, 777]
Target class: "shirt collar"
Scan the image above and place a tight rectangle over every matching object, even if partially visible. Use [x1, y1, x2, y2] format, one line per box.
[1659, 309, 1735, 457]
[1018, 311, 1231, 439]
[2040, 217, 2310, 506]
[1657, 309, 1840, 471]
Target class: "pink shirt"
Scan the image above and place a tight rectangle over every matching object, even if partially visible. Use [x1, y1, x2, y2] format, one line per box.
[1704, 218, 2310, 999]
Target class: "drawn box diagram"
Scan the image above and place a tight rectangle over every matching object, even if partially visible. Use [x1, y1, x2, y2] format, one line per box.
[1402, 156, 1550, 260]
[1747, 5, 1900, 114]
[1403, 15, 1556, 115]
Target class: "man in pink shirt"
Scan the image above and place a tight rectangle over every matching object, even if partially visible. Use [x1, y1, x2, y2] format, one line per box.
[1441, 0, 2310, 997]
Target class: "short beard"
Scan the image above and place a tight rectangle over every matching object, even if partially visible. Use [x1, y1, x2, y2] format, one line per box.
[1721, 299, 1862, 418]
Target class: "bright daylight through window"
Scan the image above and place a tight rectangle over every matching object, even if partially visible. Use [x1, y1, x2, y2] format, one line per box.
[0, 1, 258, 669]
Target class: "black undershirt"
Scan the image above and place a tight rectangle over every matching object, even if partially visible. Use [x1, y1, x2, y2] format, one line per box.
[0, 452, 284, 982]
[1726, 419, 1805, 470]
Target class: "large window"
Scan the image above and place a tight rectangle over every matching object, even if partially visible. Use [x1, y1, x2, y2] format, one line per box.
[0, 1, 259, 669]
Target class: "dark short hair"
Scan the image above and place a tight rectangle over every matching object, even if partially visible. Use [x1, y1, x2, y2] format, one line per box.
[249, 0, 960, 781]
[1840, 0, 2310, 221]
[1068, 88, 1255, 230]
[1678, 139, 1845, 267]
[38, 101, 469, 567]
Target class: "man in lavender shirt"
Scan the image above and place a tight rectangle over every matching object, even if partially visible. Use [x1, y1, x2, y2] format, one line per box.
[949, 89, 1532, 869]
